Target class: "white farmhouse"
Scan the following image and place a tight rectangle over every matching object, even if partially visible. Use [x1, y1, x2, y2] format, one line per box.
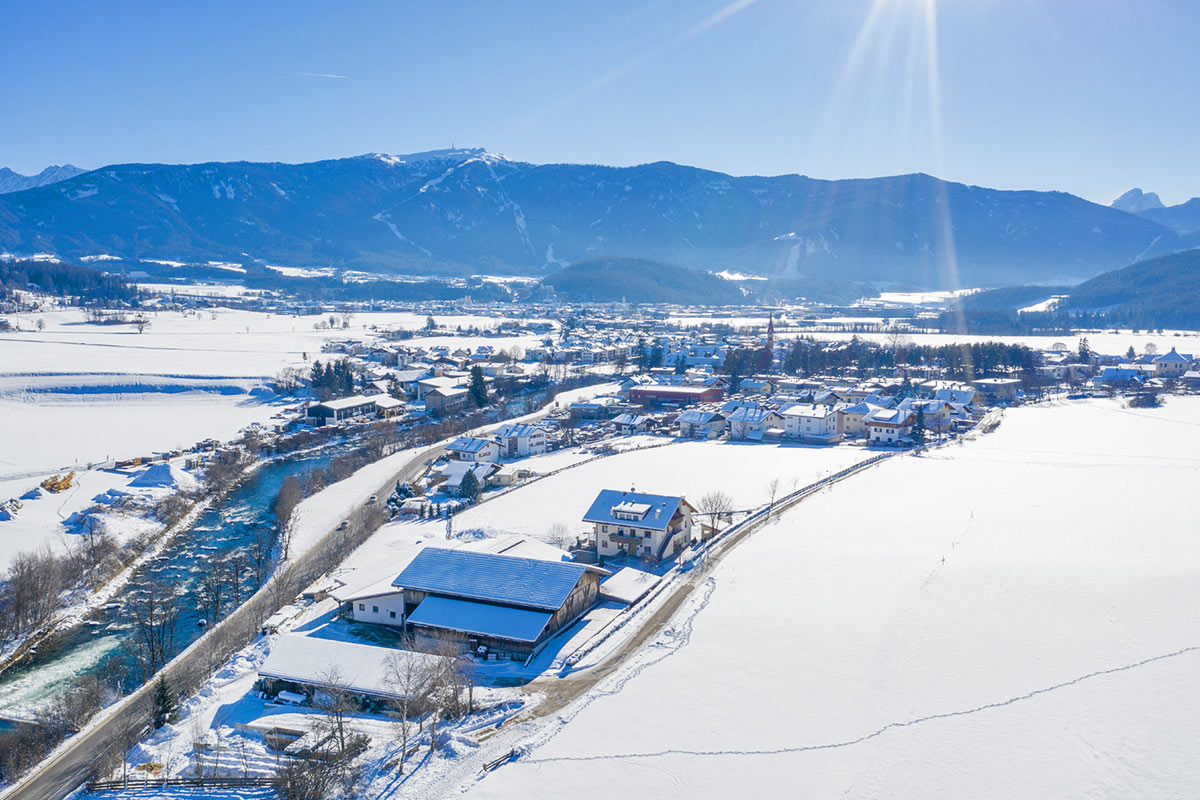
[779, 403, 842, 444]
[446, 435, 501, 463]
[676, 409, 725, 438]
[838, 401, 883, 438]
[584, 489, 696, 561]
[864, 407, 916, 445]
[1152, 347, 1190, 378]
[725, 406, 782, 441]
[492, 422, 548, 458]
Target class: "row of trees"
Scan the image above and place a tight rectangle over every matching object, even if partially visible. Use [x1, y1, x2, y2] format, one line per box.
[716, 336, 1042, 383]
[1, 260, 141, 306]
[310, 359, 355, 402]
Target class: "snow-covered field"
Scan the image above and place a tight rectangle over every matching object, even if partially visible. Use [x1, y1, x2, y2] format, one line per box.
[464, 397, 1200, 799]
[0, 307, 548, 380]
[339, 438, 868, 573]
[0, 393, 288, 478]
[0, 306, 551, 475]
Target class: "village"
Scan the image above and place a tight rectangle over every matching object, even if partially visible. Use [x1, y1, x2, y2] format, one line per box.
[3, 297, 1200, 796]
[6, 298, 1197, 791]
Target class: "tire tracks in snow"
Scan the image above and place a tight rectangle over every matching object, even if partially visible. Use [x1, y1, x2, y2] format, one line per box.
[494, 578, 720, 763]
[517, 643, 1200, 765]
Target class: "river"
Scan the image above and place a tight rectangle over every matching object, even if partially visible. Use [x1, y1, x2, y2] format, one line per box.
[0, 440, 361, 719]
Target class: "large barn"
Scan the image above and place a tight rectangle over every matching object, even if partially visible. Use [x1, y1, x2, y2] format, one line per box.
[390, 547, 607, 661]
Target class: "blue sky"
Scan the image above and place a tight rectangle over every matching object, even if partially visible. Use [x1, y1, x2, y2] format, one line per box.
[3, 0, 1198, 204]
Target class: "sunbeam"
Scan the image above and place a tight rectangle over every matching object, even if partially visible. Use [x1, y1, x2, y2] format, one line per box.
[504, 0, 759, 130]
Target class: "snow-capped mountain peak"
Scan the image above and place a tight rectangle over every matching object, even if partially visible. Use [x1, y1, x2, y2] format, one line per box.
[1112, 187, 1165, 212]
[0, 164, 86, 194]
[368, 147, 509, 168]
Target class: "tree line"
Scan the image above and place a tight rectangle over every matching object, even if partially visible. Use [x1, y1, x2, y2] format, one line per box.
[0, 259, 141, 306]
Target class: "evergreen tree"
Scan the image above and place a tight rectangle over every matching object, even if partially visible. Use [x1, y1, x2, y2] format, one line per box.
[152, 676, 178, 729]
[911, 406, 927, 446]
[728, 368, 743, 395]
[468, 365, 488, 408]
[458, 469, 481, 503]
[648, 346, 664, 369]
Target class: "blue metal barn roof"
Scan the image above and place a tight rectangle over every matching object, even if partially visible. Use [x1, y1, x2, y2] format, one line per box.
[392, 547, 586, 611]
[406, 596, 552, 643]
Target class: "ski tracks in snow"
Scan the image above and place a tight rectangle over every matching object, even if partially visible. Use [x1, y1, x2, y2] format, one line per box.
[517, 643, 1200, 766]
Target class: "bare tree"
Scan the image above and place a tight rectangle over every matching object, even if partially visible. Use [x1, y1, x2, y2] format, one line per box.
[766, 477, 782, 514]
[272, 474, 304, 560]
[129, 580, 180, 674]
[313, 667, 357, 757]
[546, 522, 574, 550]
[385, 647, 435, 775]
[416, 632, 473, 756]
[197, 558, 230, 627]
[225, 550, 247, 608]
[697, 490, 734, 538]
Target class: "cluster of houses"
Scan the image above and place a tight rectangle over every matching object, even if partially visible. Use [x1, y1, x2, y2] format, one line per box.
[567, 375, 989, 447]
[1083, 347, 1199, 392]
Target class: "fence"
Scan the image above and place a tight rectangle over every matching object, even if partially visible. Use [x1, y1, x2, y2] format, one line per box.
[85, 776, 276, 793]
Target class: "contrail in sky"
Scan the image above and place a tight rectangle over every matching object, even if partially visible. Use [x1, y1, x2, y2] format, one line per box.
[295, 72, 348, 79]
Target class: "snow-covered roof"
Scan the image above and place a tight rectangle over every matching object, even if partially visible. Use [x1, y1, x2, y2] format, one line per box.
[441, 462, 495, 489]
[330, 572, 404, 603]
[726, 406, 775, 424]
[493, 422, 543, 439]
[612, 413, 649, 426]
[1152, 348, 1190, 363]
[458, 534, 573, 563]
[864, 407, 913, 425]
[312, 394, 378, 411]
[392, 547, 587, 611]
[259, 634, 443, 700]
[933, 387, 976, 405]
[582, 489, 685, 532]
[841, 401, 879, 415]
[407, 596, 551, 643]
[676, 409, 723, 424]
[779, 403, 834, 419]
[631, 384, 719, 396]
[447, 435, 497, 453]
[720, 400, 760, 414]
[600, 567, 661, 605]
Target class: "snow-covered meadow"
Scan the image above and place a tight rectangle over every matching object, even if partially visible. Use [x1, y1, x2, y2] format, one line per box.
[337, 437, 870, 573]
[463, 397, 1200, 799]
[0, 306, 551, 475]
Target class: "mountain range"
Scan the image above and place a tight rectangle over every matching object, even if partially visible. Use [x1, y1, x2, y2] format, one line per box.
[1, 149, 1196, 289]
[1111, 187, 1200, 235]
[0, 164, 85, 195]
